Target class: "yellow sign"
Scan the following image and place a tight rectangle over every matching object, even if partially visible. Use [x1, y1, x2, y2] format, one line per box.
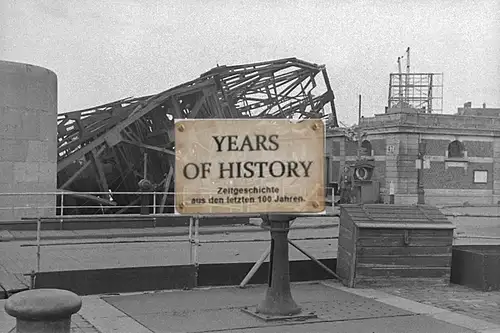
[174, 119, 325, 214]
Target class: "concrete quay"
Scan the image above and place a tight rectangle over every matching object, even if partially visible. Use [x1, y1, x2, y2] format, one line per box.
[2, 281, 500, 333]
[0, 206, 499, 332]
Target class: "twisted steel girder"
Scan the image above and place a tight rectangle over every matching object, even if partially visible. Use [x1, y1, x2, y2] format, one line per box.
[56, 58, 338, 214]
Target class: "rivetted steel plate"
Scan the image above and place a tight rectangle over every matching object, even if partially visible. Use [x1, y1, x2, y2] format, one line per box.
[103, 283, 413, 332]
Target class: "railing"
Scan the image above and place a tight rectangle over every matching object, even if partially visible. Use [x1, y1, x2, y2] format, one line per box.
[22, 213, 500, 290]
[24, 214, 340, 289]
[2, 204, 499, 292]
[0, 187, 337, 219]
[3, 190, 500, 223]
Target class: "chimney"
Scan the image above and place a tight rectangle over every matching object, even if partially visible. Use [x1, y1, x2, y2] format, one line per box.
[483, 103, 486, 108]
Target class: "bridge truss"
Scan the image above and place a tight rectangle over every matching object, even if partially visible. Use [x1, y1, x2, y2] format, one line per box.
[57, 57, 338, 214]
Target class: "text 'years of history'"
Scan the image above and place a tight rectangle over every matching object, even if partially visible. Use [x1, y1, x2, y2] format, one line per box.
[180, 134, 314, 180]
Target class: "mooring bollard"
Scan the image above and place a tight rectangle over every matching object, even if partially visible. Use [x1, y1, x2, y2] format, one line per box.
[4, 288, 82, 333]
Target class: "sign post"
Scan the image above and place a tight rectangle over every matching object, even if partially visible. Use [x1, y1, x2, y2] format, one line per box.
[255, 214, 301, 316]
[175, 118, 325, 320]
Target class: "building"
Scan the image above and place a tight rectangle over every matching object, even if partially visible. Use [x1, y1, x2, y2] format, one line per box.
[458, 101, 500, 117]
[326, 105, 500, 206]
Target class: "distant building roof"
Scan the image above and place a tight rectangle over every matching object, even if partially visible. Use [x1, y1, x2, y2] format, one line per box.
[457, 102, 500, 117]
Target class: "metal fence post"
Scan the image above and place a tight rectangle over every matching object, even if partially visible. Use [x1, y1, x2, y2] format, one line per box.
[189, 217, 193, 264]
[36, 217, 41, 274]
[153, 191, 157, 215]
[194, 217, 200, 266]
[60, 192, 64, 216]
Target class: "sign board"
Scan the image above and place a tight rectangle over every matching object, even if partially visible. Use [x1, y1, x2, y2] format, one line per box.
[445, 161, 468, 170]
[473, 170, 487, 183]
[174, 119, 325, 214]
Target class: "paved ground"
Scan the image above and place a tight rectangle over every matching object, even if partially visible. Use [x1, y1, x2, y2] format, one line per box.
[372, 280, 500, 326]
[3, 281, 498, 333]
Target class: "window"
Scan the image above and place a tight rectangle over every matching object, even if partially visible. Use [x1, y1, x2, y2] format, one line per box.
[360, 140, 372, 156]
[473, 170, 488, 184]
[448, 140, 465, 158]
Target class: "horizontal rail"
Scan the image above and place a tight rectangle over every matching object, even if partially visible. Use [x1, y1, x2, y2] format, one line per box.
[19, 213, 339, 220]
[21, 236, 338, 247]
[0, 188, 337, 196]
[445, 214, 500, 218]
[454, 235, 500, 240]
[440, 204, 500, 208]
[197, 236, 338, 244]
[21, 238, 190, 247]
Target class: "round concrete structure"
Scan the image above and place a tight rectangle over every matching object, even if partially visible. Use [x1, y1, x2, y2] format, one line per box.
[0, 61, 58, 221]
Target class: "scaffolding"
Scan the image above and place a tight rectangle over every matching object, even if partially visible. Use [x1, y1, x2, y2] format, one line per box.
[388, 72, 444, 113]
[387, 48, 444, 114]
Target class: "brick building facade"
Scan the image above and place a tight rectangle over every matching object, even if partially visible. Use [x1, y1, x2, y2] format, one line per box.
[326, 111, 500, 205]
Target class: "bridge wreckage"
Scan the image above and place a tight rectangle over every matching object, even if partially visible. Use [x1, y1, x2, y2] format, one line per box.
[57, 58, 339, 214]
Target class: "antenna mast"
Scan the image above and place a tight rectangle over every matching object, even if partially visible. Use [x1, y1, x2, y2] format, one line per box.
[405, 47, 410, 103]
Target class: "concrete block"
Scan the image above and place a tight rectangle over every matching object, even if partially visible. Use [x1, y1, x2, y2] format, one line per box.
[0, 161, 14, 184]
[35, 194, 56, 207]
[0, 107, 22, 137]
[13, 206, 38, 220]
[16, 182, 48, 193]
[39, 114, 57, 142]
[0, 139, 29, 162]
[13, 162, 39, 182]
[39, 206, 56, 218]
[20, 109, 40, 140]
[27, 140, 49, 162]
[38, 162, 57, 183]
[24, 78, 57, 111]
[0, 194, 25, 207]
[0, 64, 56, 108]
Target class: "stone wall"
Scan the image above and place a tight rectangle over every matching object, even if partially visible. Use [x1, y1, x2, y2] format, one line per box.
[0, 61, 58, 220]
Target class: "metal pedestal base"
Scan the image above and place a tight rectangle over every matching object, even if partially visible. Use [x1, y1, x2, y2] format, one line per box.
[241, 307, 317, 322]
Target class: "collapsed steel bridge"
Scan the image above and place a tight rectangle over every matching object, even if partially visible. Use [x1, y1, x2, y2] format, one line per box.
[57, 57, 339, 214]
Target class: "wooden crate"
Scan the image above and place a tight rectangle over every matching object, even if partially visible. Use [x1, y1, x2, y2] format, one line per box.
[336, 204, 455, 288]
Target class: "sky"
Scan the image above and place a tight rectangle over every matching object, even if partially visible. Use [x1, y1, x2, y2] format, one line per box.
[1, 0, 499, 126]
